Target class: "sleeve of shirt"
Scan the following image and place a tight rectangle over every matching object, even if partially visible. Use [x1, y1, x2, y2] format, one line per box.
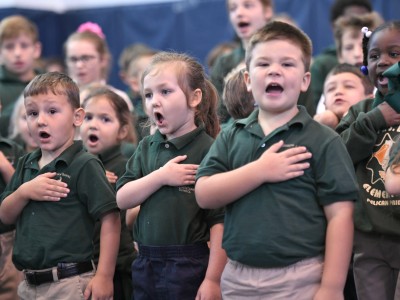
[204, 207, 225, 227]
[77, 158, 118, 221]
[196, 129, 231, 179]
[336, 100, 387, 165]
[314, 135, 359, 206]
[0, 153, 27, 203]
[116, 141, 143, 191]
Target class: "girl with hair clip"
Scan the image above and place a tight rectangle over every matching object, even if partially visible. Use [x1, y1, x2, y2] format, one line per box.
[64, 22, 133, 111]
[80, 87, 137, 300]
[116, 52, 226, 300]
[337, 21, 400, 300]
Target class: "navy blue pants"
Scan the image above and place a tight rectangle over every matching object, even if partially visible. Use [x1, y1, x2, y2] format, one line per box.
[132, 243, 209, 300]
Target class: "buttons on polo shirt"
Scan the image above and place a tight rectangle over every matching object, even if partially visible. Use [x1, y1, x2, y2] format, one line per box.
[261, 143, 266, 148]
[165, 144, 170, 149]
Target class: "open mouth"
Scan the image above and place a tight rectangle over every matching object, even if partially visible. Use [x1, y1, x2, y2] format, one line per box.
[39, 131, 50, 139]
[154, 112, 165, 125]
[378, 73, 389, 86]
[238, 21, 250, 28]
[265, 83, 284, 94]
[89, 134, 99, 143]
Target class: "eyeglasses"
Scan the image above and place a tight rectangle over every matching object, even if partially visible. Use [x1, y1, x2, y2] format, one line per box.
[67, 55, 96, 64]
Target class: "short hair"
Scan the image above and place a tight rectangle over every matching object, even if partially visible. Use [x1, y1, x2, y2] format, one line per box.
[245, 21, 312, 72]
[24, 72, 80, 109]
[0, 15, 39, 46]
[223, 67, 255, 119]
[330, 0, 372, 24]
[118, 43, 156, 74]
[325, 63, 374, 95]
[334, 12, 383, 55]
[226, 0, 273, 11]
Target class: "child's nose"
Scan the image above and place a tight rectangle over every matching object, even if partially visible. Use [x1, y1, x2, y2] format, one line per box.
[235, 6, 244, 16]
[89, 120, 98, 129]
[335, 88, 343, 95]
[37, 114, 47, 125]
[268, 64, 281, 75]
[151, 96, 161, 107]
[377, 53, 393, 67]
[354, 45, 363, 58]
[13, 45, 23, 56]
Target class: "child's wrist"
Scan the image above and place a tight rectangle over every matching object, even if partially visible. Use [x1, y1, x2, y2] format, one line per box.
[94, 271, 114, 280]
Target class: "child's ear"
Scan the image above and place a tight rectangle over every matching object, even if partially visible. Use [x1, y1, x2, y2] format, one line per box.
[119, 71, 128, 85]
[73, 108, 85, 127]
[244, 70, 252, 92]
[337, 51, 344, 64]
[33, 42, 42, 60]
[301, 71, 311, 92]
[263, 6, 274, 22]
[128, 76, 140, 93]
[366, 92, 374, 99]
[117, 124, 129, 141]
[189, 88, 202, 108]
[99, 55, 109, 72]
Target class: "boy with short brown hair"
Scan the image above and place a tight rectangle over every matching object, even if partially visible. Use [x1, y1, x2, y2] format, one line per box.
[0, 72, 120, 300]
[314, 63, 375, 128]
[0, 15, 42, 137]
[196, 21, 358, 299]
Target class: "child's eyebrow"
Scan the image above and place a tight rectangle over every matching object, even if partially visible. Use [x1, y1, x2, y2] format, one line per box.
[342, 79, 358, 84]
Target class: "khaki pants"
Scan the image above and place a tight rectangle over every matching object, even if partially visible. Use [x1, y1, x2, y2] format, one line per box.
[18, 271, 95, 300]
[0, 231, 23, 300]
[221, 256, 323, 299]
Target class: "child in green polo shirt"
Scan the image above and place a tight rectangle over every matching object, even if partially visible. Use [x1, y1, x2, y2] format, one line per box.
[196, 21, 358, 299]
[80, 87, 137, 300]
[0, 97, 25, 300]
[0, 72, 121, 300]
[116, 52, 226, 299]
[0, 15, 42, 138]
[210, 0, 273, 123]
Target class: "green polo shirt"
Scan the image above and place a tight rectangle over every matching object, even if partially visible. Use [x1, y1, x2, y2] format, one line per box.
[1, 141, 118, 270]
[117, 126, 224, 246]
[0, 65, 42, 137]
[98, 145, 129, 189]
[93, 145, 135, 273]
[0, 137, 24, 234]
[197, 107, 358, 268]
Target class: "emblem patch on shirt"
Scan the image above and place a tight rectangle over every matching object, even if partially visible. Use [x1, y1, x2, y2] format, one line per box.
[179, 186, 194, 194]
[56, 172, 71, 185]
